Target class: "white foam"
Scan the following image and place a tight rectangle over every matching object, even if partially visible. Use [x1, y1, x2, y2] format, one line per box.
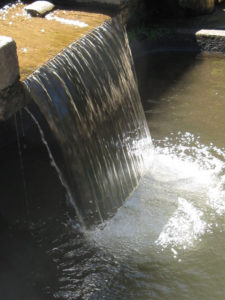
[46, 13, 88, 28]
[155, 197, 206, 248]
[87, 132, 225, 261]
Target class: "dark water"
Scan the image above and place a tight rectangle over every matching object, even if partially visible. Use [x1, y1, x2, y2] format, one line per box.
[1, 45, 225, 299]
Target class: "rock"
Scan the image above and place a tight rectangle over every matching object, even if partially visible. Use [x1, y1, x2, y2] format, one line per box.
[25, 1, 55, 17]
[179, 0, 215, 14]
[0, 81, 31, 121]
[0, 36, 19, 90]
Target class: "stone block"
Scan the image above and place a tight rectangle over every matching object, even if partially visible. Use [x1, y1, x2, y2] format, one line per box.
[25, 1, 55, 17]
[0, 36, 19, 90]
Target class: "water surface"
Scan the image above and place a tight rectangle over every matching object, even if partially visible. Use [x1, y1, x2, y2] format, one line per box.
[1, 52, 225, 299]
[88, 52, 225, 299]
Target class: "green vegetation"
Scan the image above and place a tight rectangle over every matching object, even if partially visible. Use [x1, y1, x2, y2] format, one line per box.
[127, 26, 168, 42]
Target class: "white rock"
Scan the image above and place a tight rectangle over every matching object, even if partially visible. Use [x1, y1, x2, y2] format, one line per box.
[25, 1, 54, 17]
[0, 36, 19, 90]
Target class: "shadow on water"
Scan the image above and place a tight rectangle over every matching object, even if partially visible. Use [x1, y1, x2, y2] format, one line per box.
[129, 29, 201, 108]
[0, 110, 122, 298]
[0, 108, 107, 299]
[134, 49, 200, 110]
[0, 110, 65, 299]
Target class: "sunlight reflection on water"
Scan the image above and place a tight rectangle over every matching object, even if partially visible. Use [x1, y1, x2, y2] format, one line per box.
[87, 132, 225, 263]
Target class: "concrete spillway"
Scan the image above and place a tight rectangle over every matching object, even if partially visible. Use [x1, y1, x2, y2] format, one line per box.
[0, 1, 112, 120]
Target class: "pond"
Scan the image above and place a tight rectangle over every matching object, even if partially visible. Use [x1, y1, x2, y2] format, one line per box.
[1, 51, 225, 299]
[88, 51, 225, 299]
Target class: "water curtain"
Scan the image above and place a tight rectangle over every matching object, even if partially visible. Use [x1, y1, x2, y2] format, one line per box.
[24, 16, 151, 226]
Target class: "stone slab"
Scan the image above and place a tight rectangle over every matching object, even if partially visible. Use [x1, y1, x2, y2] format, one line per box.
[25, 1, 55, 17]
[196, 28, 225, 36]
[152, 28, 225, 53]
[0, 36, 19, 90]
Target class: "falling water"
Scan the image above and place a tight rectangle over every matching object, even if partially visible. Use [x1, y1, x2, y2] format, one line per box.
[14, 113, 29, 216]
[24, 107, 85, 227]
[24, 17, 152, 226]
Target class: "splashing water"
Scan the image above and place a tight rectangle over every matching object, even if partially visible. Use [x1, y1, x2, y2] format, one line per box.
[88, 132, 225, 261]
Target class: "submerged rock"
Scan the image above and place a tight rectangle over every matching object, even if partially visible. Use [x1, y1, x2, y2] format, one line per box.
[24, 1, 55, 17]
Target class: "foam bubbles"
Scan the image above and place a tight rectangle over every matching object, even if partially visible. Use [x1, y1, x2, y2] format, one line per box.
[46, 13, 88, 28]
[87, 132, 225, 261]
[155, 197, 206, 248]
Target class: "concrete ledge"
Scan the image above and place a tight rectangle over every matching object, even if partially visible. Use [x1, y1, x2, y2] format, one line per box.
[175, 28, 225, 52]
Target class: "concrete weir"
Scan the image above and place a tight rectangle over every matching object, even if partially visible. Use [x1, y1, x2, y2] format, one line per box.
[1, 0, 225, 120]
[0, 0, 138, 119]
[0, 0, 135, 121]
[0, 0, 118, 121]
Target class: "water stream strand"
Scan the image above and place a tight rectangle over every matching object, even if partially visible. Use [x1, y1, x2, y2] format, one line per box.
[24, 107, 85, 227]
[14, 112, 29, 218]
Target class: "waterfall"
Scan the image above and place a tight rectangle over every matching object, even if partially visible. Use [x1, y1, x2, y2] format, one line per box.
[24, 16, 152, 226]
